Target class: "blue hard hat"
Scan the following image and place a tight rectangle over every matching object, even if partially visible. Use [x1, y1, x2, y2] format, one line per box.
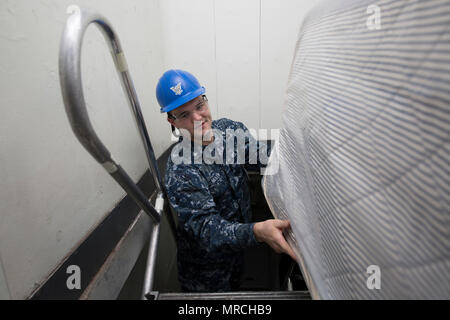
[156, 69, 205, 113]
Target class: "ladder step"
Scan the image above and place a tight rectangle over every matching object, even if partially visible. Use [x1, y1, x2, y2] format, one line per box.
[157, 291, 311, 300]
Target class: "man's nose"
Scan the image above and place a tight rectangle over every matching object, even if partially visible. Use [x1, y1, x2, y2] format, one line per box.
[192, 111, 203, 121]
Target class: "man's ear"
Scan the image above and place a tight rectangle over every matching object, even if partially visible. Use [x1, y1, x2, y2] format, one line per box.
[167, 116, 175, 127]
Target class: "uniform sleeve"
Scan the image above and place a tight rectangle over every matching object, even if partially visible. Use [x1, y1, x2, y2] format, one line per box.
[166, 166, 258, 254]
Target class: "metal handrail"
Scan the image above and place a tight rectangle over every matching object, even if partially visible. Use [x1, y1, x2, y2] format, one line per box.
[58, 7, 172, 299]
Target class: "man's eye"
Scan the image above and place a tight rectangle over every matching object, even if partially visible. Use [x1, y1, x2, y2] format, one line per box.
[196, 103, 204, 110]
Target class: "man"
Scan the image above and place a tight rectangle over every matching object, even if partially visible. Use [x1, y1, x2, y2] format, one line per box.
[157, 69, 296, 292]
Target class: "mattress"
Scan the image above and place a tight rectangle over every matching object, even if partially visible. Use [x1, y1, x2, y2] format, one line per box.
[262, 0, 450, 299]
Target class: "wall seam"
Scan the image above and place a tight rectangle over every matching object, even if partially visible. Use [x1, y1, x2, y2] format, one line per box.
[213, 0, 219, 118]
[259, 0, 262, 130]
[0, 253, 12, 299]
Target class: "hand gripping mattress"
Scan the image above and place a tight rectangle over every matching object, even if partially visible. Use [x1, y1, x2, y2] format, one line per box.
[262, 0, 450, 299]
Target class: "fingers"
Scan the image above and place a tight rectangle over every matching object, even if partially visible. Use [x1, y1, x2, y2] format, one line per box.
[255, 219, 298, 262]
[267, 220, 298, 262]
[268, 229, 296, 259]
[277, 236, 297, 262]
[273, 219, 290, 230]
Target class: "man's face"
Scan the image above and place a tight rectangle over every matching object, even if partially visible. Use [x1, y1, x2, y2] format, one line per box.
[167, 95, 213, 143]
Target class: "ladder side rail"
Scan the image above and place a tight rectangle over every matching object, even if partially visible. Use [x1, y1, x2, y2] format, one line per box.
[59, 8, 162, 223]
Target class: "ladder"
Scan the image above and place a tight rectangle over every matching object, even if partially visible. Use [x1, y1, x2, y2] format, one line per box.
[59, 6, 176, 300]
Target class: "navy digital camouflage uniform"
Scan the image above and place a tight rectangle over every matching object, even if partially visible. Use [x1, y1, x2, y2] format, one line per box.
[165, 118, 269, 292]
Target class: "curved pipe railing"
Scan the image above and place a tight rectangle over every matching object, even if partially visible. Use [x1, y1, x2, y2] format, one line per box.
[59, 8, 163, 221]
[59, 7, 173, 298]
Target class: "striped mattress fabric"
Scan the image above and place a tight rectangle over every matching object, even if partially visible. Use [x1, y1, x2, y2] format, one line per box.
[262, 0, 449, 299]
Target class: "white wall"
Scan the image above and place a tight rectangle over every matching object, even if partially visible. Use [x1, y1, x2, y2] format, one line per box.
[160, 0, 321, 130]
[0, 257, 10, 299]
[0, 0, 319, 299]
[0, 0, 166, 299]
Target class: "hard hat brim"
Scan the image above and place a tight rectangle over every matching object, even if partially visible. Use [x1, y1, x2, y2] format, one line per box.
[160, 87, 206, 113]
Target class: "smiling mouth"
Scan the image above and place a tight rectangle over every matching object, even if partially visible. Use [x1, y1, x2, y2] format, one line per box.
[194, 121, 208, 130]
[194, 123, 202, 130]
